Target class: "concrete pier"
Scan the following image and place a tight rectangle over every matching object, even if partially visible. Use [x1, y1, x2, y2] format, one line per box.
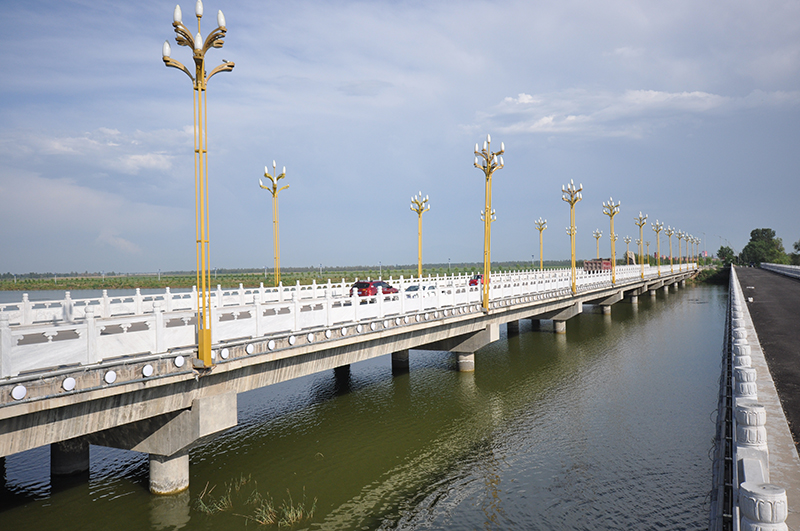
[456, 353, 475, 372]
[391, 350, 409, 372]
[51, 437, 89, 476]
[553, 320, 567, 334]
[650, 289, 657, 298]
[602, 305, 612, 315]
[507, 320, 520, 335]
[149, 452, 189, 495]
[628, 295, 639, 305]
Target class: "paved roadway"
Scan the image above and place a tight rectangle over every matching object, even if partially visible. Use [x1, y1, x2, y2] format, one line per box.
[736, 267, 800, 450]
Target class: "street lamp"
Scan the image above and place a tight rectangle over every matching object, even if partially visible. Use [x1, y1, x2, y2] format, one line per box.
[677, 231, 684, 272]
[602, 198, 620, 284]
[259, 161, 289, 287]
[534, 217, 547, 271]
[634, 212, 648, 279]
[623, 236, 632, 265]
[664, 226, 675, 273]
[562, 180, 583, 294]
[652, 219, 663, 277]
[474, 134, 504, 311]
[163, 0, 235, 368]
[410, 191, 430, 280]
[646, 241, 651, 266]
[592, 229, 602, 259]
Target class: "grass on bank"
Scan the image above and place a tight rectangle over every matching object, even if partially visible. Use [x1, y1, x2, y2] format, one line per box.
[194, 474, 316, 527]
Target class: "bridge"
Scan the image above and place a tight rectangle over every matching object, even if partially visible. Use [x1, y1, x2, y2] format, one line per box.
[0, 264, 696, 494]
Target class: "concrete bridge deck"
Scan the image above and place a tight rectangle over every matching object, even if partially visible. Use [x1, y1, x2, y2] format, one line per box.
[0, 266, 696, 494]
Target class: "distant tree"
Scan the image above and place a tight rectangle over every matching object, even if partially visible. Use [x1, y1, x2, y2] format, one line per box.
[717, 246, 735, 265]
[790, 239, 800, 266]
[738, 228, 788, 265]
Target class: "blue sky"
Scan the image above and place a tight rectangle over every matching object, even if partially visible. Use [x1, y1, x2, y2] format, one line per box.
[1, 0, 799, 273]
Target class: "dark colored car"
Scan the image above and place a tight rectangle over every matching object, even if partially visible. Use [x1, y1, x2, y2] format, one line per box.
[351, 281, 398, 297]
[469, 274, 483, 286]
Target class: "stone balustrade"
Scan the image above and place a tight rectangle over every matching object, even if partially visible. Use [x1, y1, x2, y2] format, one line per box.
[713, 266, 789, 531]
[0, 264, 694, 379]
[761, 263, 800, 280]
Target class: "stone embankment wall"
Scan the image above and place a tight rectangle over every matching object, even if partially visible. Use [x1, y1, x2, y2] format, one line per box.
[710, 266, 789, 531]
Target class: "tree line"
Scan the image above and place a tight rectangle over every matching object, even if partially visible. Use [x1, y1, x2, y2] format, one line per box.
[717, 228, 800, 266]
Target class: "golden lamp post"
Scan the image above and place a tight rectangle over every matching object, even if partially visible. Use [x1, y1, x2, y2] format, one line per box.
[410, 191, 430, 280]
[664, 226, 675, 273]
[259, 161, 289, 287]
[561, 180, 583, 294]
[592, 229, 602, 259]
[646, 241, 651, 266]
[162, 1, 234, 368]
[677, 231, 684, 272]
[534, 218, 547, 271]
[634, 212, 648, 279]
[474, 134, 504, 311]
[602, 198, 620, 284]
[651, 220, 663, 277]
[623, 236, 632, 265]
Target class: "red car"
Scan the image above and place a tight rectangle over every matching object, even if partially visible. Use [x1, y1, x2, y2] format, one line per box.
[468, 274, 484, 286]
[351, 281, 398, 296]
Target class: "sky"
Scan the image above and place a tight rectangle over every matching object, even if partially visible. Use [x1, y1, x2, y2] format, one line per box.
[1, 0, 799, 274]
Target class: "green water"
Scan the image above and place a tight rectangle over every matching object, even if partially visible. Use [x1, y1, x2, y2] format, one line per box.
[0, 285, 725, 530]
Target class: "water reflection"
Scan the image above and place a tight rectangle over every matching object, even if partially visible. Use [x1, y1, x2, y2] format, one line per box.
[149, 489, 191, 530]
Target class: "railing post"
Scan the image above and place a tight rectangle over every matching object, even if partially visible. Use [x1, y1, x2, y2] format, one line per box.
[134, 288, 143, 315]
[101, 290, 110, 318]
[278, 281, 285, 302]
[85, 306, 98, 364]
[292, 291, 300, 332]
[377, 287, 384, 318]
[63, 291, 74, 323]
[325, 289, 332, 327]
[153, 301, 164, 354]
[239, 283, 245, 306]
[22, 293, 31, 325]
[0, 313, 12, 378]
[216, 285, 223, 308]
[253, 292, 263, 337]
[164, 287, 173, 312]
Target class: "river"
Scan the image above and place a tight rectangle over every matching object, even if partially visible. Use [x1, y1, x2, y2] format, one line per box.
[0, 284, 725, 530]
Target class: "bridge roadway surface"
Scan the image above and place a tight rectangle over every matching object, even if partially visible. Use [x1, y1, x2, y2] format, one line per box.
[734, 266, 800, 529]
[0, 268, 694, 494]
[735, 267, 800, 449]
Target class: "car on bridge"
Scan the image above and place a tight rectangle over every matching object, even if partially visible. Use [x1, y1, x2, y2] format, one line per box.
[405, 284, 435, 298]
[469, 274, 483, 286]
[350, 281, 398, 297]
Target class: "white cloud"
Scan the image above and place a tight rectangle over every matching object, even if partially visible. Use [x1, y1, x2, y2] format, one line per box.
[482, 89, 800, 137]
[96, 229, 141, 254]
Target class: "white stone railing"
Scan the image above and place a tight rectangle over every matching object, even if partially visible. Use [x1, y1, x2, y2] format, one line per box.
[761, 263, 800, 280]
[725, 267, 789, 531]
[0, 264, 694, 378]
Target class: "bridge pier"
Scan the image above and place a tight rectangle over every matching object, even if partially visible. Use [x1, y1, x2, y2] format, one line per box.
[507, 320, 520, 335]
[663, 285, 670, 295]
[628, 295, 639, 305]
[456, 353, 475, 372]
[650, 289, 657, 298]
[550, 302, 582, 334]
[149, 452, 189, 495]
[530, 318, 542, 330]
[391, 350, 409, 373]
[51, 437, 89, 476]
[601, 305, 612, 315]
[86, 393, 238, 495]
